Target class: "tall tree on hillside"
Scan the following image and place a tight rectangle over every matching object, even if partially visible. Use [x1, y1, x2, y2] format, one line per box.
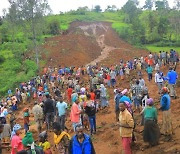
[6, 1, 20, 43]
[143, 0, 154, 10]
[168, 11, 180, 41]
[7, 0, 51, 71]
[122, 0, 141, 23]
[94, 5, 102, 12]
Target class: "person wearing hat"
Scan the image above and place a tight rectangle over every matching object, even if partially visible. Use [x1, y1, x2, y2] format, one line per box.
[21, 132, 43, 154]
[159, 87, 173, 140]
[143, 98, 160, 146]
[11, 124, 24, 154]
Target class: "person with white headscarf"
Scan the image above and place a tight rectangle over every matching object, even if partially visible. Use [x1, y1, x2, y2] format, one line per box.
[11, 124, 24, 154]
[100, 84, 109, 109]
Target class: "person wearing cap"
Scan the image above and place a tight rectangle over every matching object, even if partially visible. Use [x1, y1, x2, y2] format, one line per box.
[143, 98, 160, 146]
[32, 101, 44, 133]
[165, 67, 178, 98]
[119, 102, 134, 154]
[11, 124, 24, 154]
[159, 87, 173, 140]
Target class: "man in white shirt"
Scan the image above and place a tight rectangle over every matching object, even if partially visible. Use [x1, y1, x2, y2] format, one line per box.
[155, 70, 164, 94]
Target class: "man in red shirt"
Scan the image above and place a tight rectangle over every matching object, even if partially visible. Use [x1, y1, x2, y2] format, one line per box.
[70, 99, 82, 131]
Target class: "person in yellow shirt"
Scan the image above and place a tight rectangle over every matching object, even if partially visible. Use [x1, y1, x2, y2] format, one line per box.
[39, 131, 52, 154]
[119, 103, 134, 154]
[53, 122, 71, 154]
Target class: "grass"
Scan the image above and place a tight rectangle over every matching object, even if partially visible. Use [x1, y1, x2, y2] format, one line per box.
[146, 45, 180, 53]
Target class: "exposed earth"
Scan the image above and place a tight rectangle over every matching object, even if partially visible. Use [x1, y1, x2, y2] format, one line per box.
[13, 21, 180, 154]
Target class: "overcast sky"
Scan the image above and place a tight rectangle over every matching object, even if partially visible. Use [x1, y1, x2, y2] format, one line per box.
[0, 0, 175, 16]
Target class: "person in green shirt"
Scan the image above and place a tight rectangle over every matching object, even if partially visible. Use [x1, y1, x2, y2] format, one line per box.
[143, 98, 160, 146]
[146, 65, 153, 81]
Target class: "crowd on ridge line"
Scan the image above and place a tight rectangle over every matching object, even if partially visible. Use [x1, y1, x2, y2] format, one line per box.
[0, 49, 178, 154]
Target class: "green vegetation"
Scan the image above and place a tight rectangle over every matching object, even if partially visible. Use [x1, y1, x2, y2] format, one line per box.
[0, 0, 179, 96]
[146, 45, 180, 53]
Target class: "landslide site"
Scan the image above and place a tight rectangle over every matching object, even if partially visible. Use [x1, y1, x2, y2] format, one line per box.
[18, 21, 180, 154]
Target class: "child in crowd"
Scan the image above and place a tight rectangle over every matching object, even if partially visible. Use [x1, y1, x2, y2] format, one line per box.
[39, 131, 52, 154]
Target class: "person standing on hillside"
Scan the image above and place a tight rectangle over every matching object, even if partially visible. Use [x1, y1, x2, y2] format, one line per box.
[68, 124, 95, 154]
[84, 94, 97, 135]
[44, 94, 55, 130]
[114, 89, 122, 122]
[131, 80, 142, 113]
[146, 65, 153, 81]
[110, 70, 116, 88]
[119, 103, 134, 154]
[165, 67, 178, 99]
[56, 96, 68, 131]
[32, 101, 44, 133]
[155, 70, 164, 94]
[143, 98, 160, 146]
[159, 87, 173, 141]
[70, 99, 82, 132]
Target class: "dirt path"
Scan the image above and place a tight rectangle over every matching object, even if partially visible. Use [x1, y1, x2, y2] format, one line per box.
[78, 23, 119, 66]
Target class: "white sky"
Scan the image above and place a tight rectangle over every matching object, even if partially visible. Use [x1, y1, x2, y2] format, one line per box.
[0, 0, 175, 16]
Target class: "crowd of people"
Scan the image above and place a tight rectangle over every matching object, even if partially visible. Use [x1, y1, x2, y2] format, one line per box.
[0, 49, 178, 154]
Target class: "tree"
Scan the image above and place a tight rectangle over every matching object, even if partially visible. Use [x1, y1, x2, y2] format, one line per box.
[6, 1, 20, 43]
[157, 16, 169, 38]
[0, 16, 3, 26]
[155, 0, 169, 10]
[76, 6, 89, 15]
[48, 20, 59, 35]
[143, 0, 154, 10]
[7, 0, 51, 71]
[94, 5, 102, 12]
[173, 0, 180, 10]
[122, 0, 141, 23]
[105, 5, 117, 12]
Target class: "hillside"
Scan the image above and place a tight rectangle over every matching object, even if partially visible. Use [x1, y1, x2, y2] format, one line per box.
[8, 21, 180, 154]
